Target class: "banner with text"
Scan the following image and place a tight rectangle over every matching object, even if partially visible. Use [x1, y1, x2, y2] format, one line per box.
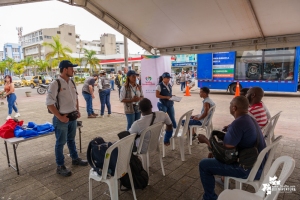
[141, 55, 171, 111]
[212, 52, 236, 78]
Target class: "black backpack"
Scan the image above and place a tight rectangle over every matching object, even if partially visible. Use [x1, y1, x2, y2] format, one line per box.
[119, 154, 149, 190]
[87, 137, 118, 176]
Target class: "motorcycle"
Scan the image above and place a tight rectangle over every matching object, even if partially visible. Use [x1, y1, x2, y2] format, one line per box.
[37, 84, 49, 95]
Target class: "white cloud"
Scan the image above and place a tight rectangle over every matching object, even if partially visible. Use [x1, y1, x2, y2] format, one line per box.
[0, 1, 144, 54]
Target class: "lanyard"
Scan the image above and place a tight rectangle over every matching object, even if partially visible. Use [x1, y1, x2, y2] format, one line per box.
[130, 84, 138, 96]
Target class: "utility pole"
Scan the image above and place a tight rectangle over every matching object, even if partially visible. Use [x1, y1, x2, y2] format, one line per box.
[124, 36, 128, 70]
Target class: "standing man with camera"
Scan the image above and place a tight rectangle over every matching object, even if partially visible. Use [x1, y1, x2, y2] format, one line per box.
[46, 60, 88, 177]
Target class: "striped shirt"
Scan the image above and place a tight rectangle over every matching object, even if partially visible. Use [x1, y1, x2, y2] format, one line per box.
[249, 102, 268, 129]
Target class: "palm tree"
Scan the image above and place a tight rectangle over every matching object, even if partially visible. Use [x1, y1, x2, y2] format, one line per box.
[0, 61, 6, 75]
[12, 62, 25, 77]
[36, 60, 49, 74]
[23, 56, 36, 75]
[48, 59, 59, 77]
[3, 57, 16, 75]
[83, 49, 100, 73]
[42, 35, 72, 61]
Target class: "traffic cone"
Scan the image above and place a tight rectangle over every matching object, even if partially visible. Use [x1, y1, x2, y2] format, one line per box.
[184, 82, 191, 96]
[235, 82, 240, 97]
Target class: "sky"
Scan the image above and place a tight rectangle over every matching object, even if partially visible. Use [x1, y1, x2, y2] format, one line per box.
[0, 0, 144, 54]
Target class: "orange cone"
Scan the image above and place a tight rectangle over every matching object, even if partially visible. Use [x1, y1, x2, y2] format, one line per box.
[184, 82, 191, 96]
[235, 82, 240, 97]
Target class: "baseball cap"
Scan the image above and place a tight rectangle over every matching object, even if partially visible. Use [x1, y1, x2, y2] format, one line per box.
[162, 72, 172, 78]
[59, 60, 78, 69]
[99, 70, 106, 74]
[127, 70, 139, 76]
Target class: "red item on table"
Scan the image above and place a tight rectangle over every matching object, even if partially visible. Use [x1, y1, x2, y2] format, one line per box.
[0, 119, 24, 139]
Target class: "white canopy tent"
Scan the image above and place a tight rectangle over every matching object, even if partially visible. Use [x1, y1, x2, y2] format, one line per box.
[1, 0, 300, 54]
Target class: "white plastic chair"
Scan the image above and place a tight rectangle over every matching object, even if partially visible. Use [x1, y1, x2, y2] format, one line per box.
[261, 111, 282, 146]
[136, 122, 165, 177]
[224, 135, 283, 192]
[89, 133, 137, 200]
[189, 105, 216, 145]
[161, 109, 193, 161]
[219, 156, 295, 200]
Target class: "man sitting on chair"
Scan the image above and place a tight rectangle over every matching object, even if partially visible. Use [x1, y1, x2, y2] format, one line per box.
[246, 87, 271, 128]
[197, 96, 267, 200]
[129, 98, 173, 153]
[182, 87, 215, 140]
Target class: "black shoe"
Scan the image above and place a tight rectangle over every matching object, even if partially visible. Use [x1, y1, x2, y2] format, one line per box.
[57, 165, 72, 177]
[72, 158, 88, 166]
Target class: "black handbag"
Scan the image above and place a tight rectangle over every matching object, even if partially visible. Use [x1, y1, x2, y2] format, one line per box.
[209, 131, 238, 164]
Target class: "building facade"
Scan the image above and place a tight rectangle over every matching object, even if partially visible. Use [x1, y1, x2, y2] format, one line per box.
[0, 51, 3, 61]
[21, 23, 77, 60]
[3, 43, 23, 61]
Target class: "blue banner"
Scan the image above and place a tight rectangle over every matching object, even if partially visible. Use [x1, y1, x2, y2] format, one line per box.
[172, 62, 197, 67]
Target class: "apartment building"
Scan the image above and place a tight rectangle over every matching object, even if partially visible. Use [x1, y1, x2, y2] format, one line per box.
[21, 24, 76, 60]
[0, 51, 3, 61]
[3, 43, 23, 61]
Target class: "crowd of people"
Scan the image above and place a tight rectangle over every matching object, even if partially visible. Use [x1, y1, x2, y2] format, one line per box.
[1, 59, 273, 200]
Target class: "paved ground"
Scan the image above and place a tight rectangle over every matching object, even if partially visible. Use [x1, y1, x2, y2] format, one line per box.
[0, 84, 300, 199]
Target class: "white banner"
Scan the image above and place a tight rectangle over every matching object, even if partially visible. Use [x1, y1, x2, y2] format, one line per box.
[141, 56, 171, 111]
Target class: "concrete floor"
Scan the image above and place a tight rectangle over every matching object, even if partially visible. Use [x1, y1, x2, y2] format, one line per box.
[0, 83, 299, 199]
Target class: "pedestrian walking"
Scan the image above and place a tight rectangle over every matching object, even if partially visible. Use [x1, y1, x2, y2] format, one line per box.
[98, 70, 112, 118]
[0, 75, 21, 120]
[46, 60, 88, 177]
[110, 72, 115, 90]
[179, 71, 186, 91]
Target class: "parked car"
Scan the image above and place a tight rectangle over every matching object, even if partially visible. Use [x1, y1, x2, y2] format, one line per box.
[30, 75, 52, 88]
[21, 76, 34, 86]
[12, 76, 24, 88]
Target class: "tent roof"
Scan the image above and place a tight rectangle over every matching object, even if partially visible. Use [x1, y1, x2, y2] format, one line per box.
[1, 0, 300, 54]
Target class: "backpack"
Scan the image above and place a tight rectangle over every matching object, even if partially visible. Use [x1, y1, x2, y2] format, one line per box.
[48, 78, 77, 114]
[119, 154, 149, 190]
[86, 137, 118, 176]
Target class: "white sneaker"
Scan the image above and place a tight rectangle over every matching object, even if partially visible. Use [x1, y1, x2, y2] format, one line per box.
[99, 115, 104, 118]
[14, 113, 21, 118]
[107, 114, 111, 117]
[6, 115, 11, 120]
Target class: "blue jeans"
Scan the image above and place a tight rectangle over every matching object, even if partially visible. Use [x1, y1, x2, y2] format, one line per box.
[182, 118, 202, 126]
[126, 112, 141, 131]
[82, 92, 94, 115]
[7, 93, 18, 115]
[180, 82, 186, 91]
[110, 80, 115, 90]
[99, 89, 111, 116]
[53, 116, 78, 166]
[199, 158, 261, 200]
[157, 102, 177, 128]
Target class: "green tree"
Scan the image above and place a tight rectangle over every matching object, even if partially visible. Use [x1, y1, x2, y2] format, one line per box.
[12, 62, 25, 77]
[3, 57, 16, 75]
[83, 49, 100, 73]
[22, 56, 36, 75]
[0, 61, 6, 74]
[42, 35, 72, 61]
[36, 60, 49, 74]
[48, 59, 59, 77]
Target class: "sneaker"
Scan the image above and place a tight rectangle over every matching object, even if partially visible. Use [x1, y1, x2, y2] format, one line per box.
[99, 115, 104, 118]
[88, 114, 96, 118]
[14, 113, 20, 118]
[107, 114, 111, 117]
[72, 158, 88, 166]
[57, 165, 72, 177]
[92, 113, 99, 117]
[6, 115, 11, 120]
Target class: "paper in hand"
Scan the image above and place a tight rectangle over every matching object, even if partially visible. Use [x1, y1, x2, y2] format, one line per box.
[170, 96, 182, 102]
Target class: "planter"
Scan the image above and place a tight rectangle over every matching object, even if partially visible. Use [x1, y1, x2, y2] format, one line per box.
[25, 91, 32, 97]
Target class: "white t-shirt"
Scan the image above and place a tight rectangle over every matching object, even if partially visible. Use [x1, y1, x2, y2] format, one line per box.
[129, 111, 172, 153]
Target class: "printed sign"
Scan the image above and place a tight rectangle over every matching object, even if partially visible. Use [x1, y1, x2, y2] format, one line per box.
[212, 52, 235, 78]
